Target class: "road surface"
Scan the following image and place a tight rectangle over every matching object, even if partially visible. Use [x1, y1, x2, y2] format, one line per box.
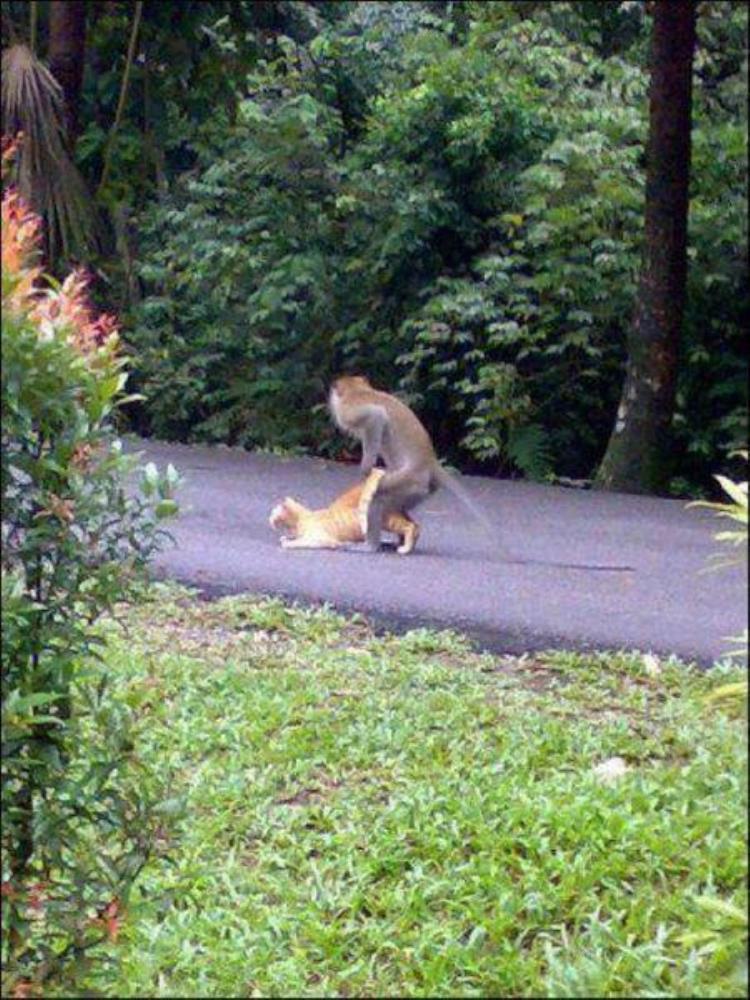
[127, 438, 747, 666]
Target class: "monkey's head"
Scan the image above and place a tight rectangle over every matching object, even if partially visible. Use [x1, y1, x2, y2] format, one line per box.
[269, 497, 307, 537]
[330, 374, 371, 398]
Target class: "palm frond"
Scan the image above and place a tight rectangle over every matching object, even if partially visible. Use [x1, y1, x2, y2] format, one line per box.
[1, 43, 101, 265]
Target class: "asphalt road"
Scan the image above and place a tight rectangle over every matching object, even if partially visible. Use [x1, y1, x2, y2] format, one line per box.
[127, 437, 747, 666]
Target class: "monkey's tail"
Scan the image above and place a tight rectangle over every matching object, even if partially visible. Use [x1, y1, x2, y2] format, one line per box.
[433, 465, 499, 541]
[432, 467, 517, 560]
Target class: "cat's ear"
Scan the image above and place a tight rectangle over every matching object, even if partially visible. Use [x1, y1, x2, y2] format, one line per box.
[283, 497, 306, 513]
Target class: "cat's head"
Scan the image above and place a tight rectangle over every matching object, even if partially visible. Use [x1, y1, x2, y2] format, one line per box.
[269, 497, 307, 537]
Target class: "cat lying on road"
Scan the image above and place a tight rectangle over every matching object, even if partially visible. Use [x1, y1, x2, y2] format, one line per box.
[269, 468, 420, 554]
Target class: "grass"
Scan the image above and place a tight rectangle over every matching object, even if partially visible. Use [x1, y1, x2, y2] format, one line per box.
[58, 584, 746, 997]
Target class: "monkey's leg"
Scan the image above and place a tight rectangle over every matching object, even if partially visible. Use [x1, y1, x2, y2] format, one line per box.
[362, 470, 431, 552]
[363, 494, 389, 551]
[375, 468, 432, 509]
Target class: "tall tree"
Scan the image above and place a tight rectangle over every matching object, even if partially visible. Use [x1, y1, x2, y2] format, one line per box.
[595, 1, 697, 494]
[47, 0, 86, 142]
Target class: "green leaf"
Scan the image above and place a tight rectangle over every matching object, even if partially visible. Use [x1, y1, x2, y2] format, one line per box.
[154, 499, 179, 519]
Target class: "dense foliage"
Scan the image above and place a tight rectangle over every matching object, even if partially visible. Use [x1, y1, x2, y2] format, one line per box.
[106, 0, 746, 492]
[1, 143, 179, 991]
[3, 0, 746, 494]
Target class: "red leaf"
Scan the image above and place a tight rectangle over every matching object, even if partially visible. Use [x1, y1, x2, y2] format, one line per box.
[92, 897, 122, 942]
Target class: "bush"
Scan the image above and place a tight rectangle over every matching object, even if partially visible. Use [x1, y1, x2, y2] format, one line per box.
[689, 451, 748, 666]
[684, 453, 748, 985]
[125, 4, 747, 490]
[1, 138, 180, 992]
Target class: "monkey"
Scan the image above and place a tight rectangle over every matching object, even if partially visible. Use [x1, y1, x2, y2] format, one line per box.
[328, 375, 497, 551]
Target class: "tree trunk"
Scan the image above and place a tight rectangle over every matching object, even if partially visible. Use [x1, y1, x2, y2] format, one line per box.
[48, 0, 87, 143]
[595, 1, 697, 494]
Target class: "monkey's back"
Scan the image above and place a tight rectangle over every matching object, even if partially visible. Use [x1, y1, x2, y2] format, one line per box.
[371, 388, 437, 469]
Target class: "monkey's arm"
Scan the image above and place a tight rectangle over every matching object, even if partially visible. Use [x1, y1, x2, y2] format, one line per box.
[358, 405, 387, 475]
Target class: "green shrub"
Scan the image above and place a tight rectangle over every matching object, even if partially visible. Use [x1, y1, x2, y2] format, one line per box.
[689, 451, 748, 666]
[125, 4, 747, 490]
[685, 452, 748, 985]
[1, 141, 180, 992]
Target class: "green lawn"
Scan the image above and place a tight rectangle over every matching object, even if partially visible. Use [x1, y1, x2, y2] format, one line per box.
[66, 585, 746, 998]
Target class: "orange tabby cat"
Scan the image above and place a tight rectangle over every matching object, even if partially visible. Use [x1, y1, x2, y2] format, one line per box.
[269, 468, 420, 554]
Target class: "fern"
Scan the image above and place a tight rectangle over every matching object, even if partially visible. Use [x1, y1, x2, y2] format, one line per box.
[507, 423, 554, 481]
